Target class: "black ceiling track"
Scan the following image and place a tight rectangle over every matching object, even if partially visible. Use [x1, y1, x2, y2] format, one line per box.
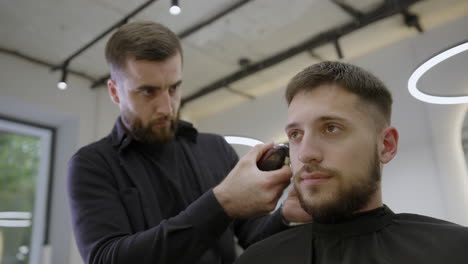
[51, 0, 159, 73]
[90, 0, 253, 88]
[180, 0, 423, 106]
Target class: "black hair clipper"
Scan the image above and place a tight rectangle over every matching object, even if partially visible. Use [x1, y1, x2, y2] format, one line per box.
[257, 144, 290, 171]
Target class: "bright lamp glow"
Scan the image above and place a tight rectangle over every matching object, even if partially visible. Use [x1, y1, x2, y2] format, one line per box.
[57, 81, 68, 90]
[408, 41, 468, 104]
[169, 5, 181, 15]
[224, 136, 264, 147]
[169, 6, 181, 15]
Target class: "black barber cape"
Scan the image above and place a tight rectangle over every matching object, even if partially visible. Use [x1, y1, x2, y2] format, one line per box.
[235, 206, 468, 264]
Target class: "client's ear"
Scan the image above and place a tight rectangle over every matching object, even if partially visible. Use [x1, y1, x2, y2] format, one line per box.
[379, 126, 399, 164]
[108, 79, 120, 104]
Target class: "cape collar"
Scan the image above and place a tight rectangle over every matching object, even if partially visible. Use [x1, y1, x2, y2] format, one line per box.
[310, 205, 395, 237]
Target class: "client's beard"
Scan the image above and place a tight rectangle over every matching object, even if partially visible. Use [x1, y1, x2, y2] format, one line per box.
[295, 149, 381, 223]
[121, 110, 179, 144]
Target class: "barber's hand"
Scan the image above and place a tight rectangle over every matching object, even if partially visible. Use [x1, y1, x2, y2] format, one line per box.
[281, 185, 313, 223]
[214, 143, 292, 218]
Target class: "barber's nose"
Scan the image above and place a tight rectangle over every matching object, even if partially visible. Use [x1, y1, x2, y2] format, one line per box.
[298, 135, 323, 164]
[157, 90, 173, 115]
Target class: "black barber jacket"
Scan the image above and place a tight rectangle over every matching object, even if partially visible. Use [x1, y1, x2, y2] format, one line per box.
[68, 118, 288, 264]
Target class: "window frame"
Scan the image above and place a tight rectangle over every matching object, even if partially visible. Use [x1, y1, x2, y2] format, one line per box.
[0, 115, 55, 264]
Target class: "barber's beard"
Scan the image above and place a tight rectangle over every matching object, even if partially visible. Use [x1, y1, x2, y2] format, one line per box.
[294, 149, 381, 223]
[121, 109, 179, 144]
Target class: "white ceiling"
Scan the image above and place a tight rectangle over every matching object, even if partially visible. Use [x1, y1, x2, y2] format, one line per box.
[1, 0, 468, 121]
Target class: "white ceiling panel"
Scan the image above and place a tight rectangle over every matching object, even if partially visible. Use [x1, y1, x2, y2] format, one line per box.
[0, 0, 467, 117]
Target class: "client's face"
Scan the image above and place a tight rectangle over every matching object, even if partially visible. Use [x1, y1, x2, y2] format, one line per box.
[285, 85, 381, 221]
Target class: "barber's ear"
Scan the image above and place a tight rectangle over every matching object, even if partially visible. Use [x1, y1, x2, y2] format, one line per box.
[379, 126, 399, 164]
[107, 79, 120, 104]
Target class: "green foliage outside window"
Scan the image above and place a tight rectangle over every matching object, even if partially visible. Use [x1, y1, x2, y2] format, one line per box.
[0, 131, 40, 263]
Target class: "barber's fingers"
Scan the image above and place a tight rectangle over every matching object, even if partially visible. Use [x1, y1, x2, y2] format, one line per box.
[263, 164, 292, 186]
[242, 142, 274, 161]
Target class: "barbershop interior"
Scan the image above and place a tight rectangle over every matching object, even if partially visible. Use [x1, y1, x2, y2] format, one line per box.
[1, 0, 468, 263]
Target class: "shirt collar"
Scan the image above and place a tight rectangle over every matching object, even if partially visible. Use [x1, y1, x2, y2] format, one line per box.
[111, 116, 198, 152]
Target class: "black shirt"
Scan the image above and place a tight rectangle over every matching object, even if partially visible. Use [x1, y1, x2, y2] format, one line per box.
[134, 140, 202, 218]
[68, 117, 289, 264]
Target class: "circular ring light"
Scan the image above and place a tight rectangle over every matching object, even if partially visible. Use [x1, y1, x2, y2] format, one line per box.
[224, 136, 264, 147]
[408, 41, 468, 104]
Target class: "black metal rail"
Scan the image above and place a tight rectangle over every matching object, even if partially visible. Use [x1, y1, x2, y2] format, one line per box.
[51, 0, 158, 72]
[181, 0, 423, 106]
[89, 0, 254, 88]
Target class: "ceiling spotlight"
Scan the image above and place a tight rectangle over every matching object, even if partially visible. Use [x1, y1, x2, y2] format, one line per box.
[57, 62, 69, 90]
[408, 40, 468, 104]
[169, 0, 181, 15]
[57, 81, 68, 90]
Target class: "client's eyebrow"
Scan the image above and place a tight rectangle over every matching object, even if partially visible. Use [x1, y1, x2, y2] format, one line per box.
[285, 115, 349, 131]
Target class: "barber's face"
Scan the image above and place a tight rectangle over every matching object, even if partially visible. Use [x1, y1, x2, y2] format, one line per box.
[108, 53, 182, 143]
[285, 85, 382, 221]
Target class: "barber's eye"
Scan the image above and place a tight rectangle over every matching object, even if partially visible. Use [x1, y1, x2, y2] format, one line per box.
[288, 131, 301, 140]
[325, 125, 340, 134]
[142, 89, 154, 96]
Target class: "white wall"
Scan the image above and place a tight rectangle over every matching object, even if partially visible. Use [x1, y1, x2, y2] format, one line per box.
[0, 52, 119, 264]
[193, 14, 468, 225]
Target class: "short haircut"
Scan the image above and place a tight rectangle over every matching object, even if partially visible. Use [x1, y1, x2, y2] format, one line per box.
[105, 21, 182, 78]
[285, 61, 393, 126]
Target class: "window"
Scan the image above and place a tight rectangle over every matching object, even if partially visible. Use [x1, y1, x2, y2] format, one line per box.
[0, 117, 53, 264]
